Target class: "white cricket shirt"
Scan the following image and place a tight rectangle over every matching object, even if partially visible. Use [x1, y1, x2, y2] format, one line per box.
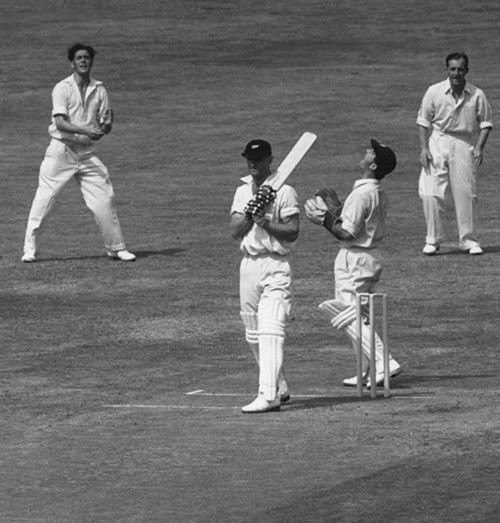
[231, 175, 299, 256]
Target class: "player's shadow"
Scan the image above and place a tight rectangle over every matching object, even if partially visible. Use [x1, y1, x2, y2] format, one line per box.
[398, 373, 496, 384]
[38, 248, 185, 262]
[134, 248, 185, 258]
[284, 395, 390, 410]
[433, 245, 500, 255]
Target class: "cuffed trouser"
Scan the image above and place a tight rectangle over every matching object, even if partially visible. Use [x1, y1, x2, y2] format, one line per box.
[23, 139, 126, 256]
[418, 130, 479, 249]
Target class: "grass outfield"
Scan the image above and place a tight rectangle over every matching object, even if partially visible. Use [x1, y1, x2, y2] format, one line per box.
[1, 0, 499, 521]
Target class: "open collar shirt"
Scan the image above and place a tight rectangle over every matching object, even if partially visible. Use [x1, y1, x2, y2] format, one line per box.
[48, 74, 110, 145]
[416, 79, 493, 138]
[231, 175, 299, 256]
[340, 178, 387, 250]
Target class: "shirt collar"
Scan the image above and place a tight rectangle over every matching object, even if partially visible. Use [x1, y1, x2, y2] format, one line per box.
[63, 74, 102, 88]
[444, 79, 472, 95]
[353, 178, 380, 189]
[240, 174, 253, 184]
[240, 171, 276, 185]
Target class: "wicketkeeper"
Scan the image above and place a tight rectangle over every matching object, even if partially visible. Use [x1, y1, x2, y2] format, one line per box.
[230, 139, 300, 413]
[304, 139, 403, 388]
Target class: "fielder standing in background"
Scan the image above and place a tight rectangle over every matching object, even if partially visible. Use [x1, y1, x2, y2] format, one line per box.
[22, 43, 135, 262]
[230, 139, 299, 413]
[417, 52, 493, 256]
[304, 140, 402, 388]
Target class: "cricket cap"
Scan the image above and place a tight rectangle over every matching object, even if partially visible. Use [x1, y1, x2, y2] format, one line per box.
[242, 139, 272, 161]
[371, 139, 397, 176]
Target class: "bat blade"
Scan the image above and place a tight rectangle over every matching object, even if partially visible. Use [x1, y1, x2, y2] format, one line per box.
[266, 132, 317, 190]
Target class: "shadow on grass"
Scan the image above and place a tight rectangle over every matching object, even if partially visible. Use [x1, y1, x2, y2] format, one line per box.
[284, 395, 394, 410]
[398, 373, 497, 384]
[430, 244, 500, 256]
[32, 248, 185, 262]
[134, 248, 185, 258]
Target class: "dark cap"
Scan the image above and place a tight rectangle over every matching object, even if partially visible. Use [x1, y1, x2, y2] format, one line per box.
[242, 139, 272, 161]
[370, 139, 396, 177]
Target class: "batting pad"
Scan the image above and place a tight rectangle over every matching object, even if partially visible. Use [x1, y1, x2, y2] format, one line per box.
[319, 299, 386, 371]
[258, 297, 286, 401]
[240, 312, 259, 363]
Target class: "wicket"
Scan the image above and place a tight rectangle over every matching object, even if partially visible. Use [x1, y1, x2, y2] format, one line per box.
[355, 293, 390, 398]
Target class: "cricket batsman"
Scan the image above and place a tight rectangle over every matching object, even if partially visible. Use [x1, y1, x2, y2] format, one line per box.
[230, 139, 300, 413]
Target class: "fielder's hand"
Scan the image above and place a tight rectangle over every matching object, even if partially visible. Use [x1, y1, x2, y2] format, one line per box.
[314, 188, 343, 218]
[99, 109, 113, 133]
[419, 147, 432, 169]
[86, 127, 105, 141]
[304, 196, 328, 225]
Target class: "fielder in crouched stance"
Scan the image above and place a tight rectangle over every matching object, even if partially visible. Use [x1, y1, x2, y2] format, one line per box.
[230, 139, 300, 413]
[305, 140, 402, 388]
[22, 43, 135, 263]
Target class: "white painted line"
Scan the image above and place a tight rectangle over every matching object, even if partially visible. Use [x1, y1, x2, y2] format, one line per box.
[186, 389, 205, 395]
[103, 404, 240, 410]
[186, 392, 338, 398]
[184, 391, 434, 400]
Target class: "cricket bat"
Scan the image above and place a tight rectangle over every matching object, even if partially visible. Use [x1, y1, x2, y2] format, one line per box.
[266, 131, 317, 190]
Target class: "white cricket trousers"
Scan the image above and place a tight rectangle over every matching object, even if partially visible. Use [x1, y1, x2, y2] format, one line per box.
[334, 247, 382, 306]
[23, 139, 126, 256]
[240, 253, 291, 401]
[418, 130, 479, 249]
[334, 247, 398, 373]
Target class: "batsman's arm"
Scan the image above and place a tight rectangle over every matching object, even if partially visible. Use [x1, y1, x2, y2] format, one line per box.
[255, 214, 299, 242]
[230, 212, 254, 240]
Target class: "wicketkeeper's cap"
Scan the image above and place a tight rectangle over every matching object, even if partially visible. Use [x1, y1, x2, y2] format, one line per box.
[242, 139, 272, 161]
[371, 139, 397, 176]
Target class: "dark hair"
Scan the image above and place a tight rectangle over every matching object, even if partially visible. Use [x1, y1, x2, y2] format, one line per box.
[446, 52, 468, 68]
[67, 43, 96, 61]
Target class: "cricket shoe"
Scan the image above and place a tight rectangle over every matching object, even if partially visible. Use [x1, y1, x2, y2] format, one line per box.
[107, 249, 136, 261]
[343, 374, 367, 387]
[366, 362, 403, 389]
[279, 391, 291, 404]
[21, 253, 36, 263]
[422, 244, 439, 255]
[278, 378, 291, 404]
[241, 396, 281, 413]
[343, 362, 403, 388]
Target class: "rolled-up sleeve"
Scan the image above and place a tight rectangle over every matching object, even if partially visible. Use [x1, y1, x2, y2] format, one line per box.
[477, 90, 493, 129]
[416, 86, 434, 128]
[340, 192, 364, 237]
[51, 83, 68, 117]
[231, 186, 248, 215]
[279, 186, 300, 219]
[96, 86, 111, 122]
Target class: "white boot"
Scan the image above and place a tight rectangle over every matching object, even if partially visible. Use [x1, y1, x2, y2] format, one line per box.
[242, 396, 281, 413]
